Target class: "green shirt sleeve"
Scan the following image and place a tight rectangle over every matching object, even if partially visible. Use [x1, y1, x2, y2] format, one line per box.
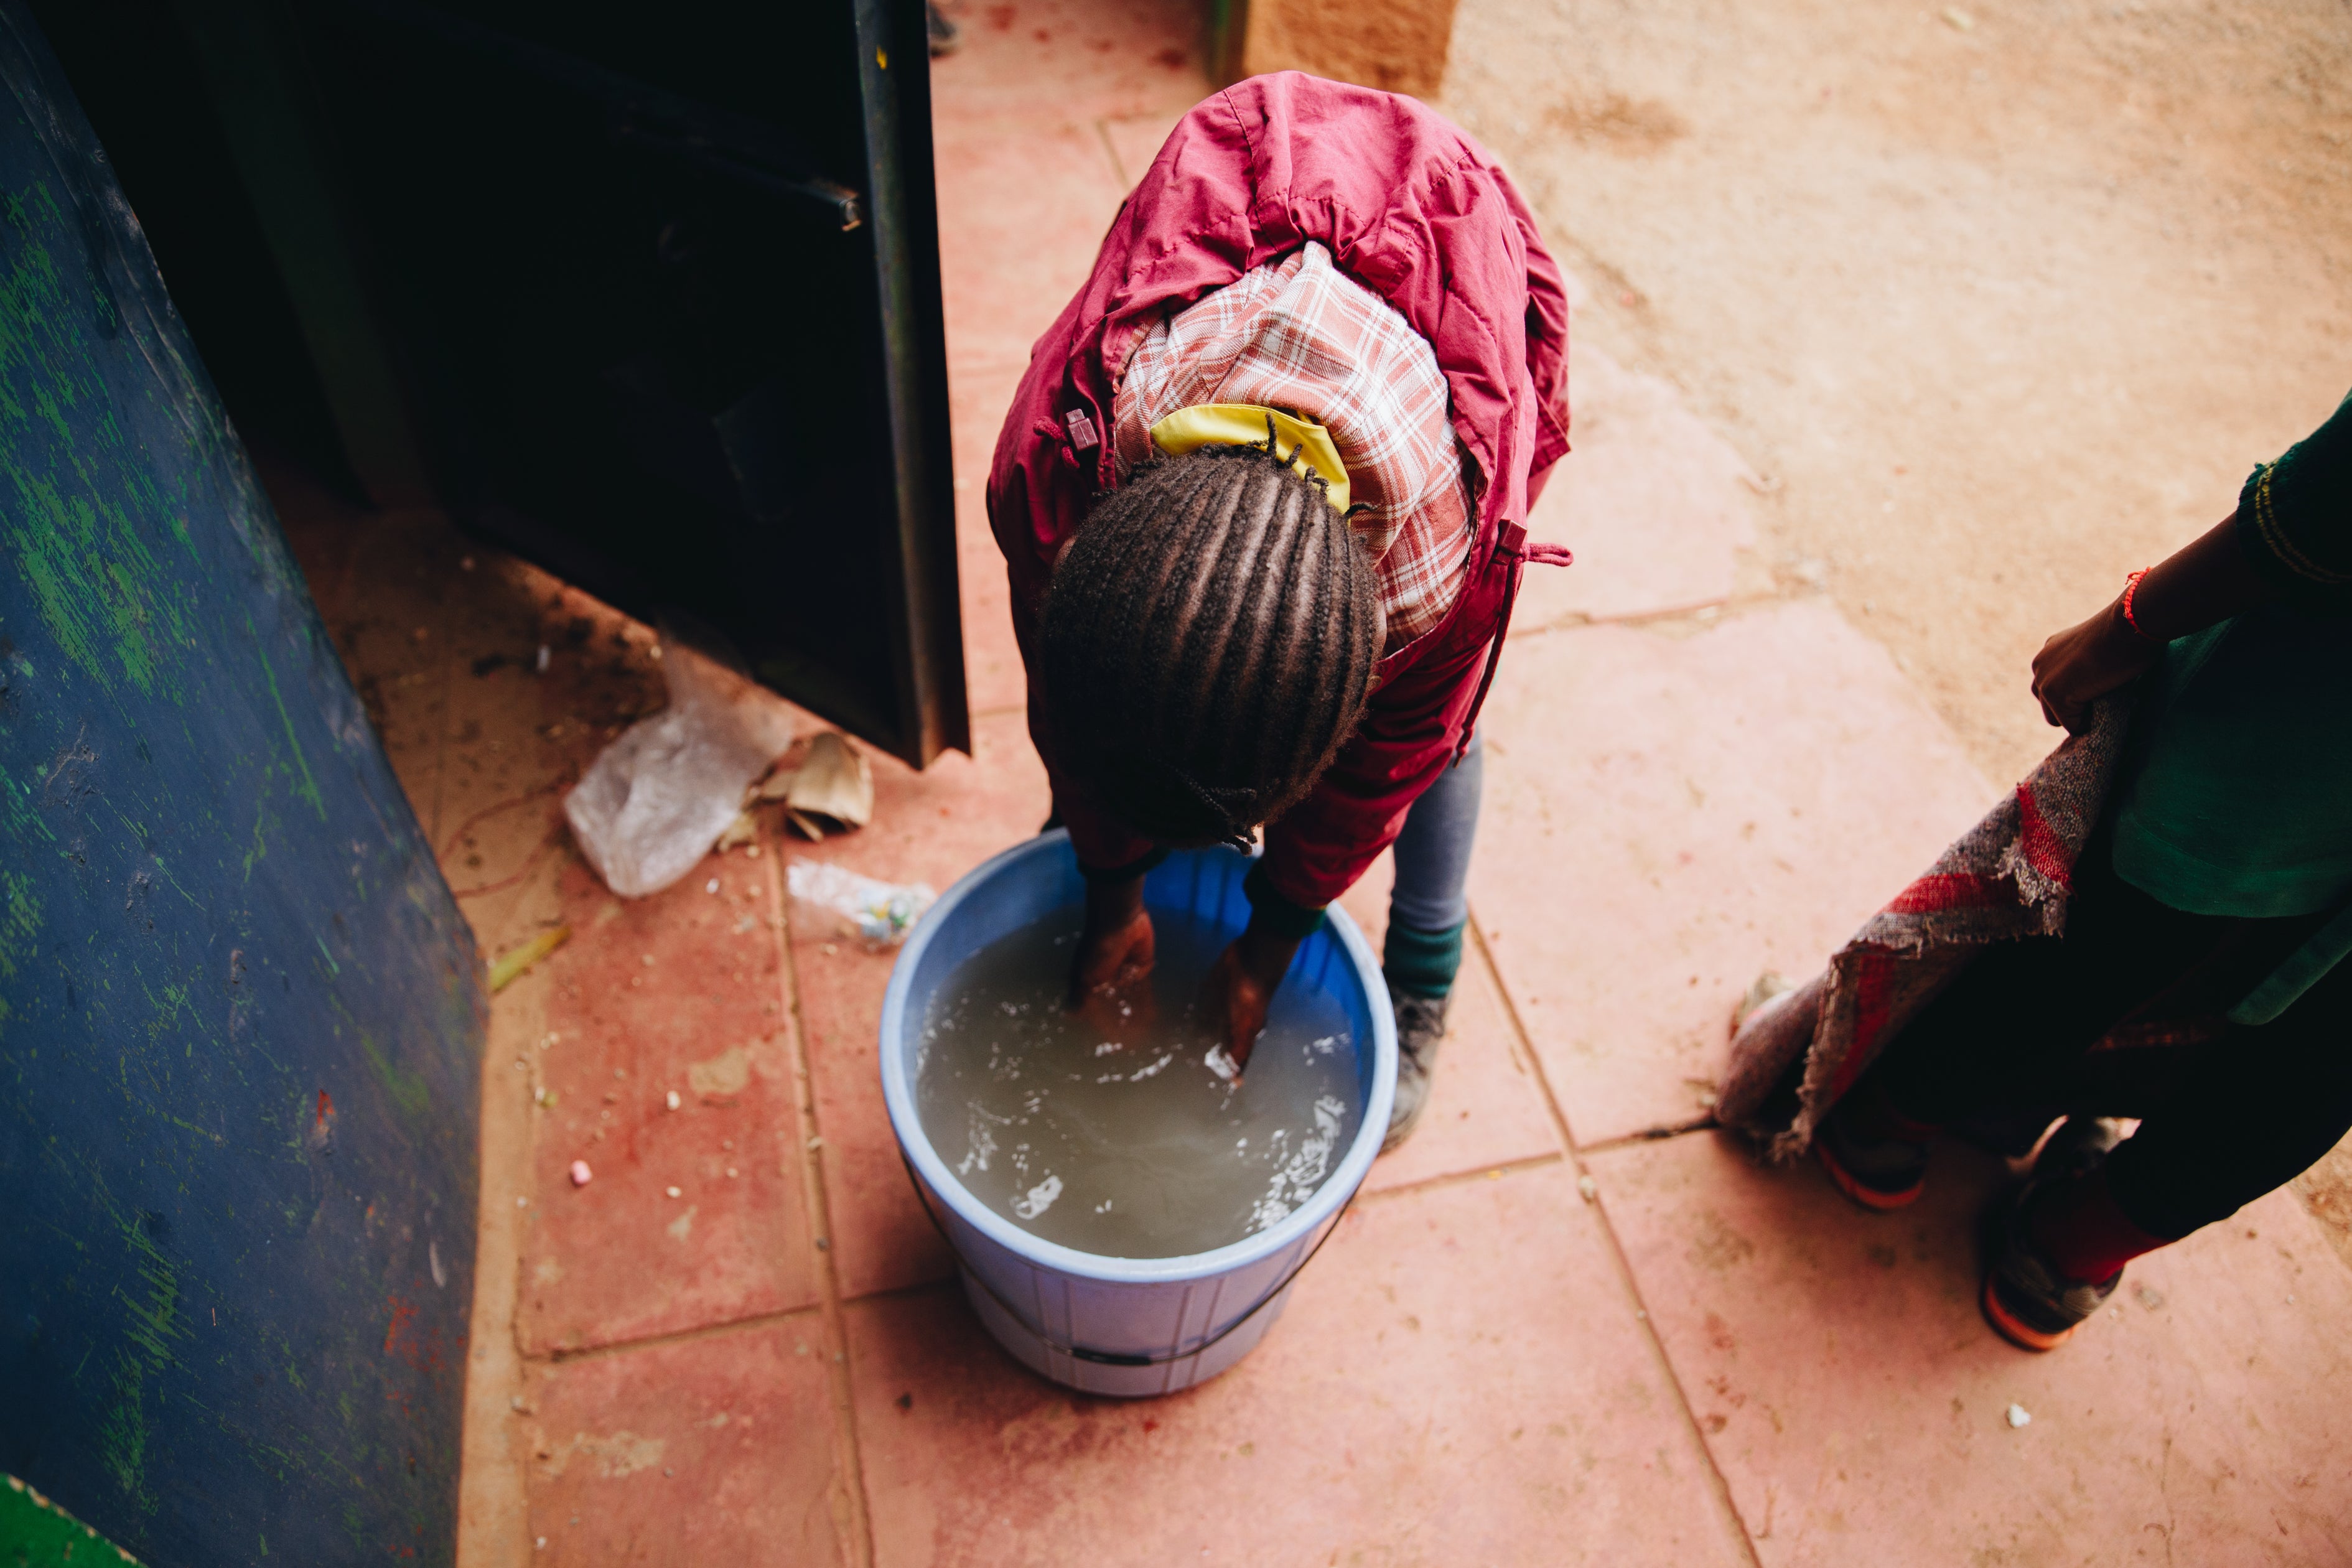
[2235, 388, 2352, 615]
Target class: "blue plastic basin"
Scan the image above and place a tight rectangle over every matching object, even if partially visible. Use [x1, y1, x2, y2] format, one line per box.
[879, 832, 1396, 1396]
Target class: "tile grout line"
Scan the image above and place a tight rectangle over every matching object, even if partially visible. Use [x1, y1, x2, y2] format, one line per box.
[1354, 1151, 1567, 1204]
[1579, 1118, 1720, 1157]
[524, 1299, 833, 1369]
[1092, 116, 1131, 191]
[763, 836, 879, 1568]
[1465, 916, 1766, 1568]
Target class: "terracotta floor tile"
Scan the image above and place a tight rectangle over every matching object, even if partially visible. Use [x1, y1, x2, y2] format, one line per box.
[1517, 342, 1765, 628]
[1336, 860, 1571, 1189]
[932, 45, 1189, 723]
[517, 847, 819, 1354]
[934, 115, 1126, 378]
[928, 0, 1203, 134]
[944, 358, 1027, 717]
[1099, 109, 1188, 190]
[523, 1317, 849, 1566]
[1587, 1131, 2352, 1565]
[787, 711, 1053, 1300]
[431, 576, 665, 944]
[1471, 601, 1995, 1143]
[848, 1162, 1749, 1567]
[1361, 945, 1567, 1195]
[1335, 849, 1567, 1191]
[952, 518, 1026, 721]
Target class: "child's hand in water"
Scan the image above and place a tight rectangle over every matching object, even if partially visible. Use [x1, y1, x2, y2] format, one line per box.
[1203, 918, 1304, 1076]
[1069, 874, 1156, 1040]
[1071, 905, 1154, 998]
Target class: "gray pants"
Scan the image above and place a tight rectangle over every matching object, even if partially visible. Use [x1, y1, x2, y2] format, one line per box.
[1389, 730, 1482, 935]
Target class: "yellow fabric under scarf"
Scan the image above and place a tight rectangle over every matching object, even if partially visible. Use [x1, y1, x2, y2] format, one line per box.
[1146, 403, 1351, 513]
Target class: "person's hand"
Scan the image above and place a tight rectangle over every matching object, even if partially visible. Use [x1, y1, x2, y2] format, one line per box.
[1069, 874, 1156, 1040]
[1202, 918, 1302, 1076]
[1071, 903, 1154, 999]
[2030, 597, 2162, 733]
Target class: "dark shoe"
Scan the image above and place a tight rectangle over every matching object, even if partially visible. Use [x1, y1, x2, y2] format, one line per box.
[1815, 1092, 1933, 1211]
[1981, 1118, 2129, 1351]
[926, 2, 961, 55]
[1383, 991, 1450, 1151]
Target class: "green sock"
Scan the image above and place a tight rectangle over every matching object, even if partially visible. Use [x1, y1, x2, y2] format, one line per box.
[1383, 918, 1465, 999]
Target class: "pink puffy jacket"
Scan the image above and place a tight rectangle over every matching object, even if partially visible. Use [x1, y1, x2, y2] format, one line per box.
[986, 72, 1573, 911]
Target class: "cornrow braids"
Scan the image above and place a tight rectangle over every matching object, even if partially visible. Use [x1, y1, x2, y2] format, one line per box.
[1040, 422, 1384, 849]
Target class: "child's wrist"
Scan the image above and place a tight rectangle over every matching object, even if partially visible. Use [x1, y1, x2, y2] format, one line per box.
[1082, 872, 1147, 929]
[1236, 913, 1303, 987]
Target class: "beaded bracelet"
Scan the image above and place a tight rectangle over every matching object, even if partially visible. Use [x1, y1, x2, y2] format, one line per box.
[2119, 568, 2156, 641]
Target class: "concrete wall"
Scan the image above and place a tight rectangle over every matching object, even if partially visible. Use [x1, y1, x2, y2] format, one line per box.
[1231, 0, 1460, 98]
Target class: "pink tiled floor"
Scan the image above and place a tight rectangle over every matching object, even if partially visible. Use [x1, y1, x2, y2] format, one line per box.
[1470, 600, 1995, 1146]
[1590, 1133, 2352, 1564]
[274, 6, 2352, 1565]
[523, 1319, 851, 1566]
[847, 1165, 1748, 1568]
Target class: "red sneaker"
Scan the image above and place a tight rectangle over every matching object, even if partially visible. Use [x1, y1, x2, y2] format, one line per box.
[1979, 1119, 2130, 1351]
[1814, 1095, 1933, 1211]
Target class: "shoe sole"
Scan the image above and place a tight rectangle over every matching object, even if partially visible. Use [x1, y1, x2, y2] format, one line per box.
[1380, 1103, 1426, 1154]
[1814, 1137, 1924, 1212]
[1980, 1274, 2076, 1351]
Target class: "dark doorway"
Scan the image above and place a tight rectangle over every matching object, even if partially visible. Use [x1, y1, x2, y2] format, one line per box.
[33, 0, 967, 768]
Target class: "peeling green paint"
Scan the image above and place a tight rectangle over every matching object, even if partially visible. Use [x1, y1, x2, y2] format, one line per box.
[1, 865, 35, 976]
[243, 798, 275, 879]
[0, 866, 35, 1042]
[141, 980, 190, 1044]
[358, 1029, 429, 1122]
[0, 185, 195, 702]
[250, 632, 324, 821]
[98, 1213, 184, 1518]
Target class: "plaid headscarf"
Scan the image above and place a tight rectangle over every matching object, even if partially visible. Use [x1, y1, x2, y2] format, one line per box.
[1111, 242, 1474, 651]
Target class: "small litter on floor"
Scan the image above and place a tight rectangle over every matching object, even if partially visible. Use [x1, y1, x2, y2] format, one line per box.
[489, 924, 572, 991]
[569, 1160, 592, 1187]
[1733, 969, 1793, 1031]
[786, 857, 935, 945]
[564, 641, 794, 897]
[779, 731, 875, 841]
[2005, 1403, 2032, 1429]
[714, 811, 758, 853]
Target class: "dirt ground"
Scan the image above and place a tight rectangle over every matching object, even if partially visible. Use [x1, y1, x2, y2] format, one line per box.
[1442, 0, 2350, 781]
[1433, 0, 2352, 1261]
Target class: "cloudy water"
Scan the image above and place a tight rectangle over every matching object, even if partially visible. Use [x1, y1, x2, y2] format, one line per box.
[915, 905, 1363, 1258]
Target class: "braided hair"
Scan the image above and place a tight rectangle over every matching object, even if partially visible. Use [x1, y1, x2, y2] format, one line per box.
[1040, 421, 1383, 848]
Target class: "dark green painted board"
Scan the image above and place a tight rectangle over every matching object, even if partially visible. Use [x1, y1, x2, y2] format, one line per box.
[2, 1473, 139, 1564]
[0, 7, 483, 1564]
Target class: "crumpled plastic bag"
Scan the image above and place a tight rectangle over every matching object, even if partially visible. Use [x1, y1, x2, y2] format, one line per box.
[564, 643, 794, 897]
[786, 858, 935, 946]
